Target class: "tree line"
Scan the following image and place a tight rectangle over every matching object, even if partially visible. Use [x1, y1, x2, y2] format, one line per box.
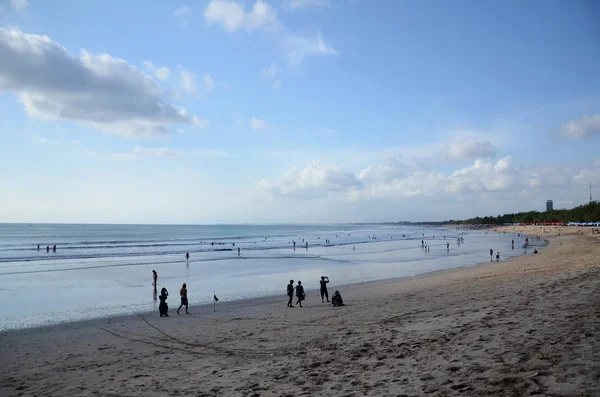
[443, 201, 600, 225]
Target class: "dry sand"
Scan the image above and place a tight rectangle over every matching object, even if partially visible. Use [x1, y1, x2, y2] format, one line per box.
[1, 225, 599, 396]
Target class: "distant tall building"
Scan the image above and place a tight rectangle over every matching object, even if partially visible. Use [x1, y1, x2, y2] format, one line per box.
[546, 199, 553, 211]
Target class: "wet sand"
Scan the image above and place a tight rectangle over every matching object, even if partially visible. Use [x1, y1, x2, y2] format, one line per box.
[1, 225, 599, 396]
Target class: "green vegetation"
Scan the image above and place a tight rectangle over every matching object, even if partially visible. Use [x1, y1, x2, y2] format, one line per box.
[445, 201, 600, 225]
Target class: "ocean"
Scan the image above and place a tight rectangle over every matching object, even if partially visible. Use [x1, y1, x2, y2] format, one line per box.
[0, 223, 533, 331]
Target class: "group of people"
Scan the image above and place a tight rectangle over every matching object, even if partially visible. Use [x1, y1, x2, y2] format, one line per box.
[490, 248, 500, 261]
[153, 270, 189, 317]
[37, 244, 56, 252]
[286, 276, 344, 308]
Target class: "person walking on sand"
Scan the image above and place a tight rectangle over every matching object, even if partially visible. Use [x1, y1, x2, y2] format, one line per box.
[287, 280, 295, 307]
[496, 251, 500, 262]
[159, 287, 169, 317]
[295, 281, 305, 307]
[320, 276, 330, 303]
[186, 252, 189, 262]
[152, 270, 158, 286]
[490, 248, 493, 261]
[177, 283, 189, 314]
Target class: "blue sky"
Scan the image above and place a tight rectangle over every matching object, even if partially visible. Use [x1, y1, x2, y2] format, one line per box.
[1, 0, 599, 224]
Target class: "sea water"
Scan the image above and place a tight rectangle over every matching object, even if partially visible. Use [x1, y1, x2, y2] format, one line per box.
[0, 223, 534, 331]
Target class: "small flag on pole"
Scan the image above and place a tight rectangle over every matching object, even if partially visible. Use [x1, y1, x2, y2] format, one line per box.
[214, 294, 219, 302]
[213, 291, 218, 312]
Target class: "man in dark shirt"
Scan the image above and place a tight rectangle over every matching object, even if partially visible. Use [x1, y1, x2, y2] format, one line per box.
[287, 280, 294, 307]
[320, 276, 330, 303]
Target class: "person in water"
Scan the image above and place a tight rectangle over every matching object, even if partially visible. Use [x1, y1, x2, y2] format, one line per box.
[159, 288, 169, 317]
[37, 244, 40, 251]
[496, 251, 500, 262]
[295, 281, 305, 307]
[320, 276, 330, 303]
[152, 270, 158, 286]
[53, 244, 56, 252]
[46, 245, 49, 253]
[186, 252, 189, 262]
[447, 242, 450, 251]
[490, 248, 494, 261]
[287, 280, 295, 307]
[177, 283, 189, 314]
[237, 247, 240, 256]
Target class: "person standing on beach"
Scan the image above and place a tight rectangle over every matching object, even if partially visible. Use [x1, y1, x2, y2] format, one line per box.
[46, 245, 49, 253]
[152, 270, 158, 286]
[37, 244, 40, 251]
[496, 251, 500, 262]
[186, 252, 189, 262]
[295, 281, 305, 307]
[490, 248, 493, 261]
[177, 283, 189, 314]
[159, 287, 169, 317]
[320, 276, 330, 303]
[287, 280, 295, 307]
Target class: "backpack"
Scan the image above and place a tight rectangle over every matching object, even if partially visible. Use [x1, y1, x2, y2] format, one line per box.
[331, 290, 344, 307]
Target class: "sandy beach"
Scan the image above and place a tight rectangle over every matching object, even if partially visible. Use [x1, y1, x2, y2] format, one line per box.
[1, 225, 599, 396]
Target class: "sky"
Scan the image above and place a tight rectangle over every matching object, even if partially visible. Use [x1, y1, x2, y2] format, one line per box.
[1, 0, 599, 224]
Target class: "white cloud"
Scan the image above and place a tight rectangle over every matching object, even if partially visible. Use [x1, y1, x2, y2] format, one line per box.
[562, 113, 600, 139]
[258, 155, 600, 204]
[173, 5, 191, 17]
[258, 161, 360, 197]
[143, 61, 171, 81]
[251, 117, 267, 130]
[261, 63, 280, 79]
[10, 0, 29, 10]
[134, 146, 180, 157]
[203, 73, 215, 92]
[440, 138, 497, 161]
[203, 0, 279, 33]
[110, 153, 136, 160]
[179, 70, 197, 93]
[0, 28, 206, 139]
[261, 63, 282, 89]
[284, 33, 337, 66]
[286, 0, 329, 10]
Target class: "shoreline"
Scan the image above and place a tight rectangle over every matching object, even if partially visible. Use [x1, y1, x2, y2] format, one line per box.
[1, 229, 531, 335]
[1, 225, 598, 396]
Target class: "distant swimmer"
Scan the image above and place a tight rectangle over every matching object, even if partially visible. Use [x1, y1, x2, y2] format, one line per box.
[237, 247, 240, 256]
[496, 251, 500, 262]
[46, 245, 49, 253]
[53, 244, 56, 252]
[185, 252, 189, 262]
[152, 270, 158, 286]
[177, 283, 189, 315]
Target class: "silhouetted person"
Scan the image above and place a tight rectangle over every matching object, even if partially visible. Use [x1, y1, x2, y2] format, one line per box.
[186, 252, 189, 262]
[46, 245, 49, 253]
[287, 280, 295, 307]
[237, 247, 240, 256]
[512, 239, 514, 250]
[152, 270, 158, 286]
[295, 281, 305, 307]
[490, 248, 493, 261]
[37, 244, 40, 251]
[320, 276, 330, 303]
[159, 288, 169, 317]
[52, 245, 56, 252]
[177, 283, 188, 314]
[331, 290, 344, 307]
[447, 242, 449, 251]
[496, 251, 500, 262]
